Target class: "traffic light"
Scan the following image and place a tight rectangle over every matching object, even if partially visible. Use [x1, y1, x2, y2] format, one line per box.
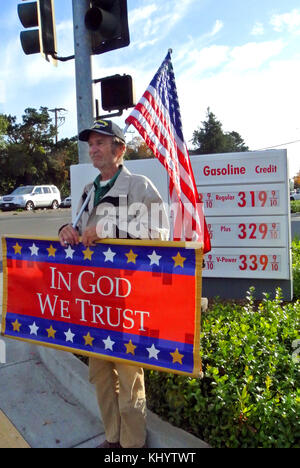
[18, 0, 57, 57]
[85, 0, 130, 55]
[100, 75, 135, 111]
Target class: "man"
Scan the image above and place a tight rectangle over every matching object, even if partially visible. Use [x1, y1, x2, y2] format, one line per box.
[59, 120, 169, 449]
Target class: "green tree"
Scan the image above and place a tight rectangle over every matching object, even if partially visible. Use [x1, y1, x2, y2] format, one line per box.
[47, 137, 78, 197]
[0, 114, 9, 149]
[0, 107, 77, 195]
[293, 171, 300, 190]
[3, 107, 55, 187]
[124, 136, 155, 160]
[191, 108, 249, 154]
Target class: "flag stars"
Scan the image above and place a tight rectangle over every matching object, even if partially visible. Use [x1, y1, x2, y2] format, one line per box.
[13, 242, 22, 255]
[170, 348, 184, 365]
[29, 322, 39, 335]
[64, 245, 75, 260]
[172, 252, 186, 268]
[12, 319, 21, 332]
[103, 335, 115, 351]
[125, 339, 136, 355]
[47, 244, 57, 258]
[146, 344, 160, 360]
[46, 325, 57, 339]
[83, 332, 94, 347]
[103, 248, 116, 263]
[7, 317, 190, 371]
[148, 250, 161, 266]
[82, 247, 94, 261]
[29, 243, 39, 256]
[64, 328, 75, 343]
[125, 249, 138, 264]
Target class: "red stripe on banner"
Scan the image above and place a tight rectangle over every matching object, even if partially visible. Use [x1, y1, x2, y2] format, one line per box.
[6, 260, 196, 344]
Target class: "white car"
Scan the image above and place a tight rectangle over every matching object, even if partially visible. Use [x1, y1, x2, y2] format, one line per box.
[0, 185, 61, 211]
[61, 196, 72, 208]
[290, 190, 300, 201]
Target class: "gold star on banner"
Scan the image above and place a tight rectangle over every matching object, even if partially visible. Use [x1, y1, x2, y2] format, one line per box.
[47, 244, 57, 258]
[12, 319, 21, 332]
[83, 332, 94, 347]
[46, 325, 56, 339]
[125, 249, 138, 264]
[172, 252, 186, 268]
[13, 242, 22, 255]
[82, 247, 94, 261]
[125, 339, 136, 355]
[170, 348, 184, 365]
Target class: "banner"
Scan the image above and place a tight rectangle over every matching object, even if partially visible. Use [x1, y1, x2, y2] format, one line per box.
[1, 236, 203, 377]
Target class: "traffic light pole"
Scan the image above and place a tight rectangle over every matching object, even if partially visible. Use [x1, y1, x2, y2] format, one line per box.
[72, 0, 94, 164]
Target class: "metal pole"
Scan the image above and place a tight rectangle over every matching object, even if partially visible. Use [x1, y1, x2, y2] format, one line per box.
[72, 0, 94, 163]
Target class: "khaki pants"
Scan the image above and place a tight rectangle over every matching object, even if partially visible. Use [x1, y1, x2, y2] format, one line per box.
[89, 357, 147, 448]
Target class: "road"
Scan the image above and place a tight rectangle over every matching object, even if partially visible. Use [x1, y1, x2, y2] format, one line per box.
[0, 209, 72, 269]
[0, 209, 300, 268]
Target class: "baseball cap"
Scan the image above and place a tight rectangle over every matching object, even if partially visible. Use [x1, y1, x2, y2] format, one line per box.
[79, 119, 126, 143]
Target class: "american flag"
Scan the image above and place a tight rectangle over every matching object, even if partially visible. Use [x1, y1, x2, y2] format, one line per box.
[125, 51, 211, 253]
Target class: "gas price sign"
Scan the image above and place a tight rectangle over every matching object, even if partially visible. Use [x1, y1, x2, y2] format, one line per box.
[190, 149, 292, 283]
[207, 216, 287, 247]
[204, 248, 288, 279]
[198, 184, 286, 215]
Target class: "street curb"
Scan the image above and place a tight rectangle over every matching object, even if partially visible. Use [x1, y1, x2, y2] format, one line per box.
[38, 346, 210, 449]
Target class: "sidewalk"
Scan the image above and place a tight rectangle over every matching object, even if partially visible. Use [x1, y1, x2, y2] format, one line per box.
[0, 271, 209, 449]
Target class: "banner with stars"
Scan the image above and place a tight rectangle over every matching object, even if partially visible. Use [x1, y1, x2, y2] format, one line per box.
[1, 236, 203, 377]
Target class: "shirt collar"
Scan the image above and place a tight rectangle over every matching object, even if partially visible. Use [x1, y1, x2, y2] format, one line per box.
[94, 165, 123, 190]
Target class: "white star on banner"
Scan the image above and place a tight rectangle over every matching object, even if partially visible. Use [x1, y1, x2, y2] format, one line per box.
[29, 243, 39, 256]
[103, 335, 115, 351]
[64, 328, 75, 343]
[146, 343, 160, 360]
[29, 322, 39, 335]
[103, 248, 116, 262]
[148, 250, 162, 266]
[65, 245, 75, 259]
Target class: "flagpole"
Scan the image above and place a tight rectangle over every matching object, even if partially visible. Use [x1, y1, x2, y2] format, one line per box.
[123, 123, 130, 134]
[72, 188, 93, 229]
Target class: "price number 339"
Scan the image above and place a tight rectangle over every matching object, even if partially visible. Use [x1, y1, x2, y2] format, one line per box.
[239, 255, 279, 271]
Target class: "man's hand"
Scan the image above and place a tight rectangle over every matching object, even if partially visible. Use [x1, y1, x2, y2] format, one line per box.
[59, 224, 79, 247]
[82, 226, 98, 247]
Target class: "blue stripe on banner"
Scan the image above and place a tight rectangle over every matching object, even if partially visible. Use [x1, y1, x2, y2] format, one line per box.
[5, 312, 195, 374]
[5, 238, 196, 276]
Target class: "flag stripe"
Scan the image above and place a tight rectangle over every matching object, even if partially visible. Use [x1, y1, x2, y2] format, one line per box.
[127, 107, 197, 206]
[127, 109, 201, 233]
[125, 52, 211, 252]
[128, 91, 200, 215]
[135, 91, 197, 192]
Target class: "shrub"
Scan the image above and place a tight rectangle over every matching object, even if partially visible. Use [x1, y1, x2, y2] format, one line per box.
[292, 238, 300, 299]
[291, 200, 300, 213]
[145, 288, 300, 448]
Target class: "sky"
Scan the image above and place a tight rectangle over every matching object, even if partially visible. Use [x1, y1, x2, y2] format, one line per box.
[1, 0, 300, 178]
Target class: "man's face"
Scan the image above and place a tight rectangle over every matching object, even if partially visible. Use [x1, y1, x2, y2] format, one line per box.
[88, 132, 120, 173]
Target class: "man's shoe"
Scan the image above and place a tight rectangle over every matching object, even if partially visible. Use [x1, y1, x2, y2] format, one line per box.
[97, 440, 121, 448]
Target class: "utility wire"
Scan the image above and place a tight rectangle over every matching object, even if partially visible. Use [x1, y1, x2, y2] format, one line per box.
[255, 139, 300, 151]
